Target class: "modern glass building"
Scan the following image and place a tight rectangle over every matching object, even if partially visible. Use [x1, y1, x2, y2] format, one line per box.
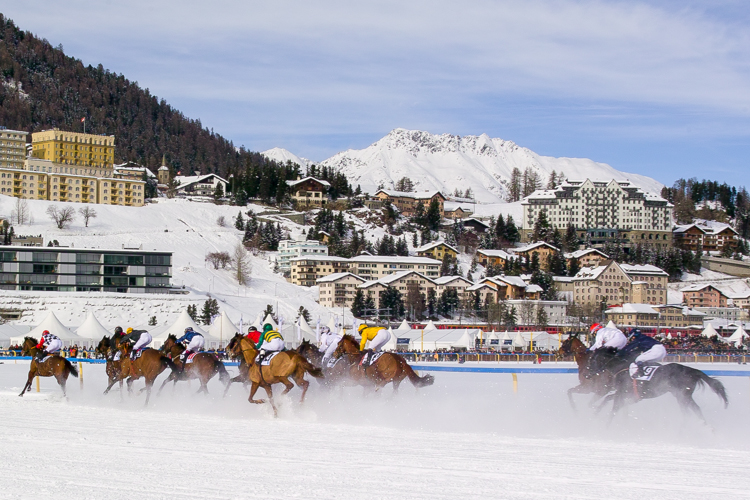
[0, 246, 172, 293]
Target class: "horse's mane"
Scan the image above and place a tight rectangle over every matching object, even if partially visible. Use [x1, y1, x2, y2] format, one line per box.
[24, 336, 37, 343]
[341, 334, 357, 343]
[167, 334, 177, 341]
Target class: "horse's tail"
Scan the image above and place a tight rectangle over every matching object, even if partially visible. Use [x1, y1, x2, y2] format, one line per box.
[403, 359, 434, 388]
[216, 359, 230, 384]
[298, 354, 324, 379]
[64, 358, 79, 378]
[161, 356, 178, 373]
[698, 371, 729, 409]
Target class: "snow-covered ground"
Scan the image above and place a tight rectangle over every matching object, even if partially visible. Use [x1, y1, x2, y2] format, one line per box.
[1, 361, 747, 499]
[0, 195, 332, 329]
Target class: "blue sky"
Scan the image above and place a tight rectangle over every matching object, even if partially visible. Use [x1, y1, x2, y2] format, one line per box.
[3, 1, 750, 187]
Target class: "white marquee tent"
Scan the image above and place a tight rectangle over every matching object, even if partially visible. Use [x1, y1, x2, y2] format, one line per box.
[75, 312, 112, 345]
[152, 310, 213, 347]
[727, 325, 749, 345]
[207, 311, 239, 347]
[701, 323, 719, 339]
[11, 311, 83, 347]
[512, 331, 527, 349]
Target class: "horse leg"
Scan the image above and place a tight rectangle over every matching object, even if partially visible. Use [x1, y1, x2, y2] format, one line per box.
[103, 377, 118, 395]
[158, 372, 174, 394]
[248, 382, 266, 404]
[19, 369, 35, 397]
[144, 379, 154, 406]
[594, 393, 615, 414]
[279, 377, 295, 395]
[292, 371, 309, 403]
[676, 391, 709, 425]
[264, 384, 278, 418]
[607, 392, 626, 426]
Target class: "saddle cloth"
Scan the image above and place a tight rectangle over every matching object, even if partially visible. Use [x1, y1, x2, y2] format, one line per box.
[257, 351, 281, 366]
[325, 357, 340, 369]
[185, 352, 198, 364]
[132, 348, 149, 360]
[634, 364, 660, 381]
[359, 351, 384, 368]
[40, 355, 54, 363]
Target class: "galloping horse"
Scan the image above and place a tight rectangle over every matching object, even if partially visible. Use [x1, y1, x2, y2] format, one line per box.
[332, 335, 434, 392]
[159, 334, 230, 394]
[592, 348, 729, 424]
[558, 335, 616, 409]
[96, 335, 129, 395]
[19, 337, 78, 397]
[118, 342, 177, 406]
[297, 338, 354, 388]
[225, 334, 323, 417]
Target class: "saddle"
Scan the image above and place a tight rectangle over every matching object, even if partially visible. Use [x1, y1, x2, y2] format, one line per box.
[359, 350, 384, 369]
[256, 351, 281, 366]
[131, 348, 149, 360]
[184, 352, 198, 364]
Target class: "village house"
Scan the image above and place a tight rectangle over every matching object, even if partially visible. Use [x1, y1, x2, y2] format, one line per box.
[286, 176, 331, 208]
[680, 284, 729, 308]
[564, 248, 608, 269]
[572, 260, 668, 307]
[373, 189, 445, 217]
[415, 241, 458, 261]
[317, 272, 366, 309]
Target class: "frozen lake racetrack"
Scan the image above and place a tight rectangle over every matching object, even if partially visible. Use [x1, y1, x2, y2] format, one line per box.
[1, 360, 749, 499]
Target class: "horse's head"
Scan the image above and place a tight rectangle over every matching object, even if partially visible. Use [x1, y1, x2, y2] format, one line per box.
[297, 339, 314, 356]
[226, 334, 243, 359]
[334, 334, 359, 358]
[21, 337, 38, 356]
[96, 336, 111, 356]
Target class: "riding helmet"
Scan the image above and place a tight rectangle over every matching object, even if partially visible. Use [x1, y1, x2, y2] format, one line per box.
[247, 326, 258, 333]
[114, 326, 123, 335]
[126, 327, 134, 334]
[263, 323, 273, 333]
[185, 327, 193, 333]
[358, 324, 367, 333]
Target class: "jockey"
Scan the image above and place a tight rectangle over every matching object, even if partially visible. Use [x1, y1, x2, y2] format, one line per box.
[176, 326, 205, 364]
[121, 327, 153, 360]
[588, 323, 627, 351]
[35, 330, 62, 361]
[619, 329, 667, 378]
[358, 324, 391, 365]
[318, 326, 342, 366]
[246, 326, 261, 344]
[256, 323, 284, 362]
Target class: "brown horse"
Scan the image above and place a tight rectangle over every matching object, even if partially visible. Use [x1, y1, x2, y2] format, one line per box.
[158, 334, 230, 394]
[559, 335, 624, 411]
[118, 342, 177, 406]
[332, 334, 434, 392]
[297, 338, 354, 388]
[96, 335, 129, 395]
[225, 334, 324, 417]
[19, 337, 79, 397]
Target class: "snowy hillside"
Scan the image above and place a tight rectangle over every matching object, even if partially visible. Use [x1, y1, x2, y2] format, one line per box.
[0, 196, 332, 330]
[287, 129, 662, 203]
[261, 147, 313, 170]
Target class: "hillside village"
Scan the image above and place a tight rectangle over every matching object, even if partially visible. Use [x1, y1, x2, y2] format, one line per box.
[1, 125, 750, 349]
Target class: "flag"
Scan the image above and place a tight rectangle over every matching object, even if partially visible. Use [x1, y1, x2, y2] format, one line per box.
[81, 117, 86, 123]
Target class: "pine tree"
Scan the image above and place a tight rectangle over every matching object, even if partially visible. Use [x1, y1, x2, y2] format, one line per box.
[564, 224, 578, 251]
[532, 211, 551, 242]
[351, 290, 366, 317]
[148, 316, 157, 326]
[494, 214, 506, 247]
[234, 211, 245, 231]
[200, 298, 220, 325]
[427, 288, 437, 318]
[187, 304, 198, 322]
[509, 168, 522, 202]
[505, 216, 520, 244]
[426, 198, 442, 231]
[296, 306, 311, 323]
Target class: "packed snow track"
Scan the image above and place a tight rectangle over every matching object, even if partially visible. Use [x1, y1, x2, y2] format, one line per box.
[1, 361, 747, 499]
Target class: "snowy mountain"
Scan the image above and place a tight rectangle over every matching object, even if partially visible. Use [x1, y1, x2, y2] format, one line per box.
[261, 148, 313, 170]
[314, 129, 663, 203]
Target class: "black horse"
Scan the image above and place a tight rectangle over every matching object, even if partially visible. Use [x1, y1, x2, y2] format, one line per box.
[592, 349, 728, 424]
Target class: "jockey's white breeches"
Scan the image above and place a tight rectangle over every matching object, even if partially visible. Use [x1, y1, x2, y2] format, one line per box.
[133, 333, 152, 351]
[45, 339, 62, 354]
[186, 335, 205, 353]
[260, 338, 284, 352]
[369, 330, 391, 352]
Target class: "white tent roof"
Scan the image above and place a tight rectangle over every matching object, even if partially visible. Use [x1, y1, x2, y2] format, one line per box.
[418, 328, 478, 350]
[383, 327, 398, 351]
[701, 323, 719, 338]
[423, 320, 437, 332]
[396, 320, 411, 332]
[605, 320, 617, 329]
[727, 325, 749, 344]
[207, 311, 239, 345]
[512, 331, 527, 348]
[261, 313, 278, 331]
[251, 313, 264, 329]
[75, 311, 112, 341]
[153, 310, 207, 342]
[12, 311, 83, 346]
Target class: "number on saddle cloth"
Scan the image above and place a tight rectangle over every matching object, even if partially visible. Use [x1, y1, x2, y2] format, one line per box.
[256, 351, 280, 366]
[359, 350, 384, 368]
[633, 364, 660, 381]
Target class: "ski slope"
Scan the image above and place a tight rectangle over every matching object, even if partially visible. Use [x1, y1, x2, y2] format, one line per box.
[0, 195, 330, 329]
[0, 361, 746, 499]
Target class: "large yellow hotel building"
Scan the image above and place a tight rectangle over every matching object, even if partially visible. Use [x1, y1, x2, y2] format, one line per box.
[0, 128, 144, 207]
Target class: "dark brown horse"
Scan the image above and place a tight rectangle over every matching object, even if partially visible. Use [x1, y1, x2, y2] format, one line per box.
[558, 335, 616, 409]
[96, 335, 129, 395]
[19, 337, 79, 397]
[297, 338, 354, 388]
[118, 342, 177, 406]
[225, 334, 324, 417]
[332, 335, 434, 392]
[158, 334, 230, 394]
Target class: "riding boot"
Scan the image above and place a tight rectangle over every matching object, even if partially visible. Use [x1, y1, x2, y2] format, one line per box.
[36, 350, 46, 363]
[181, 352, 189, 371]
